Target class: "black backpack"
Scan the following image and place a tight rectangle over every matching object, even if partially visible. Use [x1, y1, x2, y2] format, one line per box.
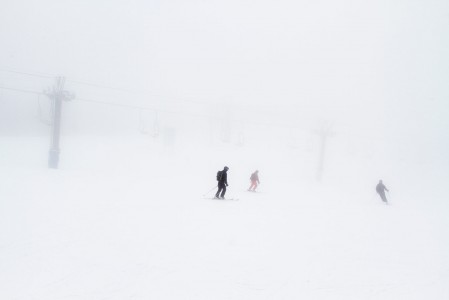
[216, 170, 223, 181]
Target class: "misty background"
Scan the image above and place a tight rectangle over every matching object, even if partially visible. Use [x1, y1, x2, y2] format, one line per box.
[0, 0, 448, 192]
[1, 1, 449, 299]
[2, 0, 448, 190]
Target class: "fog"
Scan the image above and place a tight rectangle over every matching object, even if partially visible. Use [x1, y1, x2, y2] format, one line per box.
[1, 1, 449, 299]
[2, 0, 448, 153]
[1, 1, 448, 193]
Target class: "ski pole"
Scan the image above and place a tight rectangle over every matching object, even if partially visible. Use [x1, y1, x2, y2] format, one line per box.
[203, 185, 217, 197]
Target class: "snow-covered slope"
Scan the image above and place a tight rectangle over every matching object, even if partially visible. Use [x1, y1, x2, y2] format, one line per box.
[1, 136, 448, 299]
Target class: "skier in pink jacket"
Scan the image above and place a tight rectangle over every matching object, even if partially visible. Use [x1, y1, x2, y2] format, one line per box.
[248, 170, 260, 192]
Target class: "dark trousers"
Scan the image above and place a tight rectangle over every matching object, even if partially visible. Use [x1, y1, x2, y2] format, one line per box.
[378, 192, 387, 203]
[216, 182, 227, 198]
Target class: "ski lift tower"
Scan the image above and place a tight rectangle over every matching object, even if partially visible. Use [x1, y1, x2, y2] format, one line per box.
[315, 122, 335, 182]
[44, 76, 75, 169]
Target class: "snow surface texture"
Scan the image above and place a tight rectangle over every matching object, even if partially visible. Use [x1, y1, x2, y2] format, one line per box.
[1, 136, 448, 300]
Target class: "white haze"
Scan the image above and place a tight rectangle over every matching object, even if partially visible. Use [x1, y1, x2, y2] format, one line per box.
[1, 0, 449, 299]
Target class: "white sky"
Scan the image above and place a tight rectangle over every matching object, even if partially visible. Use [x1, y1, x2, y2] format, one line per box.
[0, 0, 448, 154]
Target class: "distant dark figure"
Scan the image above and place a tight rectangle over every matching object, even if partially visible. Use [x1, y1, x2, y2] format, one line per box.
[376, 180, 389, 203]
[248, 170, 260, 192]
[215, 166, 229, 199]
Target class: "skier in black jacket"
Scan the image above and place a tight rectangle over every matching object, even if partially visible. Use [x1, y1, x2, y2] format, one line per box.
[376, 180, 389, 203]
[215, 166, 229, 199]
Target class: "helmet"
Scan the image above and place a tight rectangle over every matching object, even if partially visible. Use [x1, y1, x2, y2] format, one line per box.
[224, 166, 229, 171]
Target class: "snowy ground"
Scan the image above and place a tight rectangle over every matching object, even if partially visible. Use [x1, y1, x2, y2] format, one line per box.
[1, 136, 448, 299]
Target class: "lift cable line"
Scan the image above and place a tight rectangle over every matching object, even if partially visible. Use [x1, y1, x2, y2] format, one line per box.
[77, 97, 298, 129]
[0, 67, 56, 79]
[77, 97, 311, 131]
[0, 66, 220, 106]
[66, 79, 137, 93]
[77, 97, 156, 111]
[0, 83, 217, 118]
[0, 67, 275, 111]
[0, 85, 44, 95]
[76, 97, 213, 120]
[0, 84, 309, 131]
[0, 67, 135, 93]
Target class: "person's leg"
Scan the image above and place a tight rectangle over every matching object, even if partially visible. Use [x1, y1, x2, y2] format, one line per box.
[252, 181, 258, 191]
[248, 181, 255, 191]
[215, 184, 223, 198]
[220, 185, 227, 198]
[381, 192, 388, 203]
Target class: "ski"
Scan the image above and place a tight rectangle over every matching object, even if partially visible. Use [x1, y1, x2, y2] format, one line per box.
[206, 197, 239, 201]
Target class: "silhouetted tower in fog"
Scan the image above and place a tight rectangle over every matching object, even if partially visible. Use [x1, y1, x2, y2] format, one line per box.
[314, 123, 335, 182]
[45, 76, 74, 169]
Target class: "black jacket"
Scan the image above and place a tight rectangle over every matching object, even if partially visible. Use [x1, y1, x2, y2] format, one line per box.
[218, 171, 228, 185]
